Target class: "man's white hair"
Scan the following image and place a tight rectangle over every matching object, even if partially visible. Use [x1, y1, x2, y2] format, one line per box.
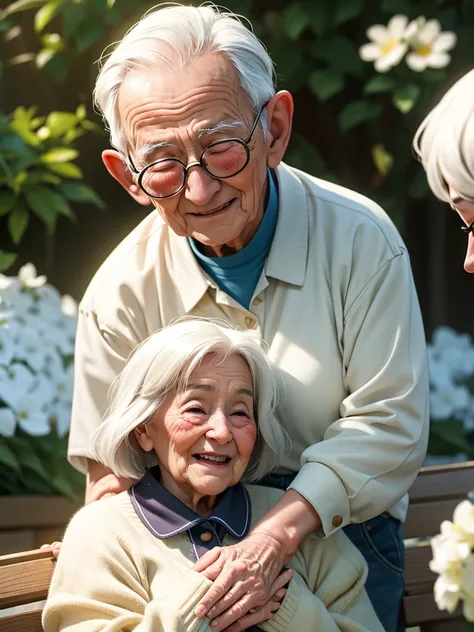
[91, 318, 288, 481]
[413, 69, 474, 203]
[93, 3, 276, 154]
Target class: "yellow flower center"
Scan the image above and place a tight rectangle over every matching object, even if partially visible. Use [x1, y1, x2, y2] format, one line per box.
[415, 43, 433, 57]
[381, 37, 397, 56]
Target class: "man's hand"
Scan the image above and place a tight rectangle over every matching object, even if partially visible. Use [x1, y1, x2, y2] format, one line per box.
[193, 531, 290, 631]
[86, 459, 135, 504]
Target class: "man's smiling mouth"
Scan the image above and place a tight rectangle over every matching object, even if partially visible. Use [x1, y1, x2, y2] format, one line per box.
[190, 199, 236, 216]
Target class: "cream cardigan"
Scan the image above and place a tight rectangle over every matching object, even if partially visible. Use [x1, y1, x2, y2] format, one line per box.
[43, 485, 383, 632]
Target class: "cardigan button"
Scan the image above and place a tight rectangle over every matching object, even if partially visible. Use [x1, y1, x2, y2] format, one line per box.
[332, 515, 343, 528]
[200, 531, 213, 543]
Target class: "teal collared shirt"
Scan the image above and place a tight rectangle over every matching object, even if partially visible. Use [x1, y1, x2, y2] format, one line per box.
[189, 169, 278, 309]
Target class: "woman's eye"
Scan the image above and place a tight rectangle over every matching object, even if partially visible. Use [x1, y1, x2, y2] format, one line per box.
[186, 406, 205, 414]
[232, 410, 249, 418]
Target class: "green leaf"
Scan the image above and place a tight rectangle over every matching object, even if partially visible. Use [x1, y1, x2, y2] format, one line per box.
[61, 2, 86, 38]
[372, 144, 393, 177]
[43, 51, 68, 82]
[75, 104, 86, 120]
[308, 70, 344, 101]
[0, 190, 18, 216]
[393, 84, 420, 113]
[41, 147, 79, 163]
[364, 75, 396, 94]
[0, 251, 17, 272]
[50, 472, 76, 499]
[381, 0, 413, 13]
[334, 0, 363, 26]
[24, 185, 61, 231]
[339, 100, 383, 134]
[46, 111, 78, 136]
[306, 3, 331, 36]
[36, 48, 55, 69]
[3, 0, 47, 17]
[34, 0, 62, 32]
[310, 36, 363, 77]
[73, 16, 106, 53]
[283, 3, 309, 40]
[46, 161, 83, 178]
[106, 0, 116, 7]
[10, 106, 40, 146]
[430, 421, 474, 455]
[8, 52, 35, 65]
[24, 169, 61, 186]
[0, 442, 20, 471]
[8, 201, 29, 244]
[58, 182, 105, 209]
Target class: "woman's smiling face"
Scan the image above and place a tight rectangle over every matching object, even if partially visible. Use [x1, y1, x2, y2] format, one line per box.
[134, 352, 257, 514]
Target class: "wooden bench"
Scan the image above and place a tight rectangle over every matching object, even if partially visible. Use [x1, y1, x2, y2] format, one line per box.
[0, 461, 473, 632]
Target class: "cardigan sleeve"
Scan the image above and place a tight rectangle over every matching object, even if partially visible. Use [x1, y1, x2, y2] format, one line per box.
[42, 503, 212, 632]
[260, 531, 384, 632]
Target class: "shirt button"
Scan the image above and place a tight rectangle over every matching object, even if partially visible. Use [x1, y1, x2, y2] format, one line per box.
[332, 515, 343, 528]
[200, 531, 213, 542]
[253, 297, 262, 305]
[244, 317, 256, 329]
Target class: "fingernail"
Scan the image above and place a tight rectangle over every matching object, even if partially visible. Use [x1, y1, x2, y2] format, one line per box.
[211, 621, 219, 627]
[194, 606, 205, 616]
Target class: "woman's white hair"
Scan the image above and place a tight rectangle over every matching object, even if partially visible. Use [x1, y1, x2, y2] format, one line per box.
[413, 69, 474, 203]
[93, 3, 276, 154]
[91, 318, 288, 482]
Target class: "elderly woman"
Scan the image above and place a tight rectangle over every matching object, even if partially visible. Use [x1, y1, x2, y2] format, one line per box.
[66, 4, 429, 631]
[413, 69, 474, 273]
[43, 320, 383, 632]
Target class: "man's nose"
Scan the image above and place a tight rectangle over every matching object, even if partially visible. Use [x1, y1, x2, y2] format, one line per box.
[184, 163, 221, 206]
[464, 233, 474, 273]
[206, 411, 233, 444]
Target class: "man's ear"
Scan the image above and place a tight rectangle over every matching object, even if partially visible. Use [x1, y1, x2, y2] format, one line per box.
[102, 150, 152, 206]
[133, 423, 154, 453]
[265, 90, 294, 170]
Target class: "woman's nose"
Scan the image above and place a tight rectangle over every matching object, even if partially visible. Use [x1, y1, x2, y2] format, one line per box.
[206, 412, 233, 444]
[464, 234, 474, 273]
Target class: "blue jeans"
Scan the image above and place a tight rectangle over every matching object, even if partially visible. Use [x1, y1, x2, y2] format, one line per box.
[256, 474, 405, 632]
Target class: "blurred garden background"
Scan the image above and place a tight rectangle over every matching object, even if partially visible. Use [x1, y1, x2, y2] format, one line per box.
[1, 0, 474, 537]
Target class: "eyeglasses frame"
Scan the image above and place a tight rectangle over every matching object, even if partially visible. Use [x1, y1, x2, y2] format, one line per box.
[127, 102, 268, 199]
[450, 202, 474, 235]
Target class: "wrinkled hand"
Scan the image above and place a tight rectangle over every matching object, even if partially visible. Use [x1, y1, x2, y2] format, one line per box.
[193, 531, 291, 632]
[85, 472, 135, 504]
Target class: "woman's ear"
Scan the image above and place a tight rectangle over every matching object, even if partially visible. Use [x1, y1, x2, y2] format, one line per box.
[133, 423, 154, 453]
[265, 90, 294, 170]
[102, 150, 152, 206]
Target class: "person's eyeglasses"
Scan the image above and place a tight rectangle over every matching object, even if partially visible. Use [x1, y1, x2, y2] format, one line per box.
[450, 203, 474, 235]
[127, 103, 268, 199]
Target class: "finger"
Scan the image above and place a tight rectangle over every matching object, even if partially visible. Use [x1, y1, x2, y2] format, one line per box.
[205, 579, 248, 618]
[215, 603, 276, 632]
[194, 566, 240, 616]
[193, 546, 222, 572]
[273, 587, 287, 601]
[208, 591, 261, 630]
[270, 568, 293, 595]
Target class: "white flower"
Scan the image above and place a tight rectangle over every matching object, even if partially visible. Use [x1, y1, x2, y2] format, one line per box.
[430, 382, 469, 421]
[0, 362, 35, 409]
[0, 407, 16, 437]
[0, 326, 16, 367]
[453, 501, 474, 543]
[50, 400, 72, 437]
[14, 328, 48, 373]
[61, 294, 78, 317]
[434, 573, 461, 614]
[359, 14, 410, 72]
[432, 327, 470, 354]
[430, 523, 471, 576]
[18, 263, 47, 289]
[14, 381, 53, 436]
[406, 19, 457, 72]
[429, 358, 453, 390]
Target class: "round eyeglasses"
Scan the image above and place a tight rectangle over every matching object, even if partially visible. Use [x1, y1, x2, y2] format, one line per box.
[127, 103, 267, 199]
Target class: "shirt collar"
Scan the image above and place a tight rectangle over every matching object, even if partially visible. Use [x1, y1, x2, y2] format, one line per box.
[167, 161, 309, 312]
[129, 466, 251, 539]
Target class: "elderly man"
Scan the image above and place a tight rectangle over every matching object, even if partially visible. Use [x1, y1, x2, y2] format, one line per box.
[68, 4, 429, 632]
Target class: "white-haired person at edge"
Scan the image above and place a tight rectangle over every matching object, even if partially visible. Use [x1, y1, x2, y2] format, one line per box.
[56, 4, 429, 632]
[42, 319, 384, 632]
[414, 68, 474, 274]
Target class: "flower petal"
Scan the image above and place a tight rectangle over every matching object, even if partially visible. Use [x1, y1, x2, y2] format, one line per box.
[406, 52, 429, 72]
[0, 408, 16, 437]
[18, 412, 51, 437]
[359, 43, 381, 61]
[383, 42, 407, 67]
[419, 19, 441, 44]
[388, 14, 409, 38]
[428, 52, 451, 69]
[366, 25, 388, 44]
[433, 32, 457, 53]
[405, 16, 426, 41]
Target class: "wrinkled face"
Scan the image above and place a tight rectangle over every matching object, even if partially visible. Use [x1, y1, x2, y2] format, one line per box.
[118, 52, 271, 254]
[449, 185, 474, 273]
[135, 353, 257, 512]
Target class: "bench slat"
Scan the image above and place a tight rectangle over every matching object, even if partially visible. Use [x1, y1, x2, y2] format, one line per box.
[408, 462, 474, 503]
[403, 592, 464, 627]
[0, 556, 55, 608]
[404, 498, 464, 539]
[404, 543, 437, 594]
[0, 609, 43, 632]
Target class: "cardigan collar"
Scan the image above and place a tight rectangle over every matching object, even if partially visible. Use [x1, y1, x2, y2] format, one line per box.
[129, 466, 251, 540]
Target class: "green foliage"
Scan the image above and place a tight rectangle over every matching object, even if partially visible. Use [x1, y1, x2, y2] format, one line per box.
[0, 429, 85, 500]
[0, 105, 103, 254]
